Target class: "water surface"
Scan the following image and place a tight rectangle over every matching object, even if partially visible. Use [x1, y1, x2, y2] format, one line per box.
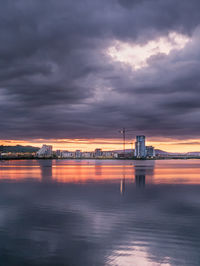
[0, 159, 200, 266]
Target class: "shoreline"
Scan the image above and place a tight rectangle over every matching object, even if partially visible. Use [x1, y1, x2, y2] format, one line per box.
[1, 157, 200, 161]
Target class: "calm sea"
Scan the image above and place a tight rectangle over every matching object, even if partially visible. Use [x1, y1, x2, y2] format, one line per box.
[0, 159, 200, 266]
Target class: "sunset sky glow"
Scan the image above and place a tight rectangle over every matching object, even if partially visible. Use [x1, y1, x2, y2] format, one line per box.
[2, 138, 200, 153]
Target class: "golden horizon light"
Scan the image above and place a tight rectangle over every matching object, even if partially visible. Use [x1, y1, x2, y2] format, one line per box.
[1, 137, 200, 153]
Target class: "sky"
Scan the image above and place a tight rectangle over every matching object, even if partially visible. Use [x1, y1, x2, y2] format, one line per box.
[1, 0, 200, 152]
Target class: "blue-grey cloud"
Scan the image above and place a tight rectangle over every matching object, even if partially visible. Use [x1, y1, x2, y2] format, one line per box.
[1, 0, 200, 140]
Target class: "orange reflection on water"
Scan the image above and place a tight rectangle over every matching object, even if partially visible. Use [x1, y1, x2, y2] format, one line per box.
[153, 161, 200, 184]
[52, 164, 135, 183]
[0, 159, 200, 184]
[0, 161, 41, 181]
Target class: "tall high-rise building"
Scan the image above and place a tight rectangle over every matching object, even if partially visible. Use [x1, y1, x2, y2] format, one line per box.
[135, 136, 146, 158]
[36, 145, 53, 157]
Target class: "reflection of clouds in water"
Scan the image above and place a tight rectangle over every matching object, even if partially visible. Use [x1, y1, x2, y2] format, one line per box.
[108, 243, 171, 266]
[0, 160, 200, 265]
[0, 182, 199, 265]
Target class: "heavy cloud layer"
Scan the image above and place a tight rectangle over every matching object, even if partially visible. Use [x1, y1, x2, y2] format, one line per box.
[1, 0, 200, 140]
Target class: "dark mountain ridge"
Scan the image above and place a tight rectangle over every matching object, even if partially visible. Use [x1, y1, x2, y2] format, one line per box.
[0, 145, 39, 153]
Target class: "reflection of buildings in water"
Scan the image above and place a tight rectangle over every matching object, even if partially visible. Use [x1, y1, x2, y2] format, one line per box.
[135, 168, 146, 187]
[120, 177, 125, 195]
[134, 161, 155, 187]
[38, 160, 53, 182]
[95, 162, 102, 176]
[120, 164, 126, 195]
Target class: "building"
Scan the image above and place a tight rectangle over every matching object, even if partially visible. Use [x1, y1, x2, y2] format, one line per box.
[61, 151, 75, 158]
[135, 136, 146, 158]
[36, 145, 53, 157]
[82, 152, 94, 158]
[146, 146, 155, 158]
[75, 150, 82, 158]
[113, 153, 118, 158]
[94, 148, 102, 157]
[102, 151, 114, 158]
[56, 150, 62, 158]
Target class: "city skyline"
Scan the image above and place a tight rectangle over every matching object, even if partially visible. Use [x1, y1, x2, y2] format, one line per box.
[2, 137, 200, 153]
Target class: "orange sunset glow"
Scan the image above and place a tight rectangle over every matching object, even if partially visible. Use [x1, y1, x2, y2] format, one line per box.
[1, 138, 200, 153]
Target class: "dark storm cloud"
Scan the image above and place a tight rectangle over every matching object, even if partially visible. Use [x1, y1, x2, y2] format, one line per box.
[1, 0, 200, 139]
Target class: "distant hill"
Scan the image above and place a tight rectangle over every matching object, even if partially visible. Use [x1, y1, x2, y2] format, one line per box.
[0, 145, 39, 153]
[155, 149, 169, 155]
